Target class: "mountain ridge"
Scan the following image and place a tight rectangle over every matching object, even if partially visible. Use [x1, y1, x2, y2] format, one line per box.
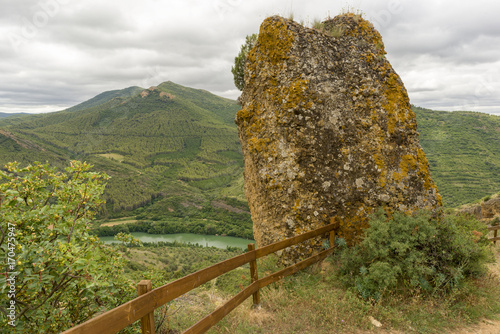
[0, 82, 249, 237]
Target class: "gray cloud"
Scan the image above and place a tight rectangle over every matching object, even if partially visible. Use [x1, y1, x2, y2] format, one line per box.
[0, 0, 498, 116]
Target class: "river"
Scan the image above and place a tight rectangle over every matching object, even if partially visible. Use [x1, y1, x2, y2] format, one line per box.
[98, 232, 255, 250]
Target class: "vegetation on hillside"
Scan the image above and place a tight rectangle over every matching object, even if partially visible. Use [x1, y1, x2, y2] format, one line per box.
[0, 161, 135, 333]
[0, 82, 251, 238]
[413, 105, 500, 207]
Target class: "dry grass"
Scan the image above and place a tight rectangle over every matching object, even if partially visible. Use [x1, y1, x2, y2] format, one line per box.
[126, 248, 166, 269]
[100, 217, 138, 226]
[97, 153, 125, 162]
[154, 248, 500, 334]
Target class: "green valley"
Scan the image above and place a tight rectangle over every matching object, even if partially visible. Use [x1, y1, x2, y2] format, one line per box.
[0, 83, 498, 241]
[0, 81, 251, 238]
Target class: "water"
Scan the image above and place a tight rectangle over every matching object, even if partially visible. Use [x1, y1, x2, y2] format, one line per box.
[98, 232, 255, 250]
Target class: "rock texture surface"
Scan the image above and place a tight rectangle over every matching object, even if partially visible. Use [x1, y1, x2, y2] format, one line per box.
[236, 14, 442, 263]
[459, 195, 500, 224]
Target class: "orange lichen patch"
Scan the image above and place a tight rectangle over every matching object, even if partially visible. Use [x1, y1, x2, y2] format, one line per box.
[332, 206, 373, 245]
[247, 136, 271, 153]
[292, 199, 301, 211]
[362, 51, 376, 63]
[416, 148, 432, 188]
[257, 16, 295, 64]
[340, 13, 386, 56]
[372, 151, 388, 187]
[382, 73, 411, 134]
[392, 154, 417, 183]
[280, 79, 312, 111]
[236, 106, 253, 122]
[415, 148, 442, 206]
[400, 154, 417, 175]
[379, 170, 388, 188]
[237, 100, 276, 155]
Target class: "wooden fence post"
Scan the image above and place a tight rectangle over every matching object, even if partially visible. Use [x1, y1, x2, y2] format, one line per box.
[330, 218, 340, 249]
[494, 228, 498, 245]
[329, 230, 335, 249]
[137, 280, 156, 334]
[248, 243, 260, 307]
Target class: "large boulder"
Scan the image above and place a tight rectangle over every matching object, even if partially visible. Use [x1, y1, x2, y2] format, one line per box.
[236, 14, 442, 264]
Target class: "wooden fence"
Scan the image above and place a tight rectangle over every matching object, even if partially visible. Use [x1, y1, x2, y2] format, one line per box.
[61, 222, 338, 334]
[488, 225, 500, 244]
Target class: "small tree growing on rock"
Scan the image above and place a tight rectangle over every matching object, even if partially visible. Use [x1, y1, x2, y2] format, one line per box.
[231, 34, 257, 91]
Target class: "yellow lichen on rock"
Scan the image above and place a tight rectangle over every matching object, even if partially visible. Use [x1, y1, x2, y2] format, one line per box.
[256, 16, 295, 64]
[237, 14, 442, 263]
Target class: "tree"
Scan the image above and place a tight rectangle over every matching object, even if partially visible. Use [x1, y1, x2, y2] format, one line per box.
[0, 161, 135, 333]
[231, 34, 258, 91]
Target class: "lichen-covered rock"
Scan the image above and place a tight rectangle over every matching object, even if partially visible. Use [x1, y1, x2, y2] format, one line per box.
[236, 14, 442, 264]
[458, 195, 500, 223]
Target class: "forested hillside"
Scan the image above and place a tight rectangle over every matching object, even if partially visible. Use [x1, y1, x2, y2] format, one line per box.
[413, 106, 500, 207]
[0, 84, 498, 236]
[0, 81, 252, 238]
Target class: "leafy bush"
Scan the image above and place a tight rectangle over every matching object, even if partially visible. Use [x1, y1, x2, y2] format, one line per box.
[0, 161, 135, 333]
[336, 210, 493, 301]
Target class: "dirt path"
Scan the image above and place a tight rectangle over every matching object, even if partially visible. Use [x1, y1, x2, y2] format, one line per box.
[448, 243, 500, 334]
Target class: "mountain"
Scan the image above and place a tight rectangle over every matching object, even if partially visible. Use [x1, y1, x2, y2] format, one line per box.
[413, 106, 500, 207]
[0, 112, 29, 118]
[0, 81, 252, 238]
[3, 82, 241, 168]
[65, 86, 144, 113]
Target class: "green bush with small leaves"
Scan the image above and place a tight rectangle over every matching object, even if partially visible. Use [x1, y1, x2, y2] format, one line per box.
[0, 161, 136, 333]
[336, 210, 493, 301]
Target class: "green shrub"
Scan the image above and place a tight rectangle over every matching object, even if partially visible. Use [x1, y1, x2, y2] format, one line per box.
[0, 161, 135, 332]
[336, 210, 492, 301]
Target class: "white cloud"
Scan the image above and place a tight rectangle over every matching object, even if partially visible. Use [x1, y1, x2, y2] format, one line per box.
[0, 0, 498, 116]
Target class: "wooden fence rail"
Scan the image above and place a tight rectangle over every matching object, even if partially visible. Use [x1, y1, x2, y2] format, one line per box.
[61, 222, 338, 334]
[488, 225, 500, 244]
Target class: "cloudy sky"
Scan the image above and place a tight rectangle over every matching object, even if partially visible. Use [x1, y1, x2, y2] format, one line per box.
[0, 0, 499, 115]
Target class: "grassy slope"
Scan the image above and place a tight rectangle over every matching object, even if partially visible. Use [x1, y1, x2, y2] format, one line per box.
[115, 243, 500, 334]
[413, 106, 500, 207]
